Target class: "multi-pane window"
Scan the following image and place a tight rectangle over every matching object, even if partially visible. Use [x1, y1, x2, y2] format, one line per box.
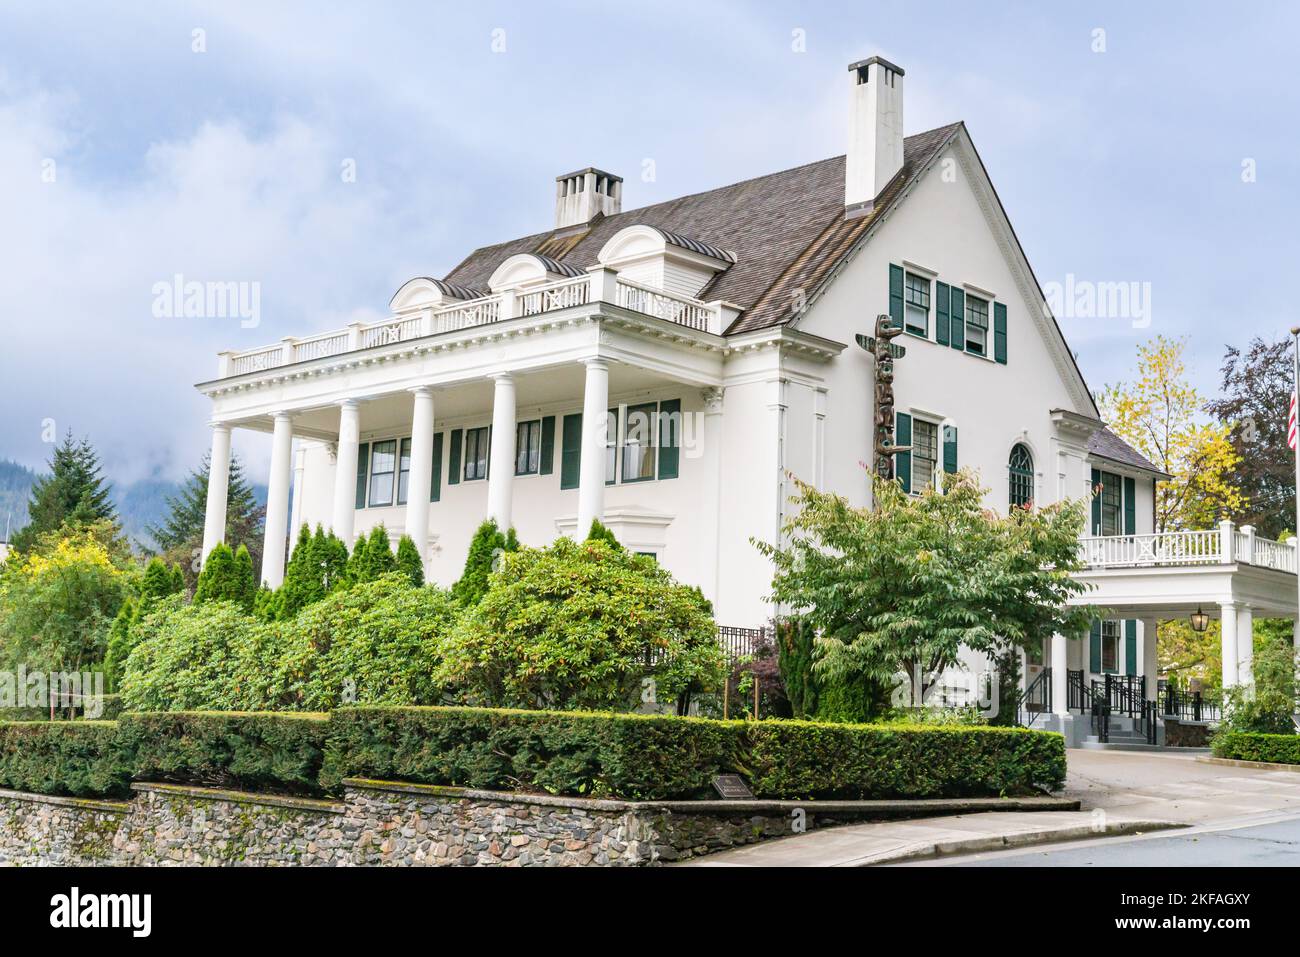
[1008, 443, 1034, 509]
[605, 410, 618, 484]
[965, 295, 989, 355]
[911, 419, 938, 492]
[368, 439, 397, 507]
[622, 402, 658, 482]
[515, 420, 541, 475]
[1101, 620, 1120, 673]
[904, 273, 930, 337]
[1099, 471, 1122, 535]
[396, 438, 412, 504]
[464, 427, 489, 481]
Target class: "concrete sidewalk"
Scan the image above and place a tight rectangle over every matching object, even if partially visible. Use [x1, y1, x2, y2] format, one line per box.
[681, 810, 1177, 866]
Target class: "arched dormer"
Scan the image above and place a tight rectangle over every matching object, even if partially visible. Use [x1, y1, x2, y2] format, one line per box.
[596, 224, 734, 299]
[389, 277, 485, 314]
[487, 253, 584, 293]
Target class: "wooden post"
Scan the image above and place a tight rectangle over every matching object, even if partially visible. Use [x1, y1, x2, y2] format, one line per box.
[722, 675, 729, 720]
[753, 674, 760, 720]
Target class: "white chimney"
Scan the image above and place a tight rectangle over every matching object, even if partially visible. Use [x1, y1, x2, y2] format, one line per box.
[555, 168, 622, 229]
[845, 57, 905, 216]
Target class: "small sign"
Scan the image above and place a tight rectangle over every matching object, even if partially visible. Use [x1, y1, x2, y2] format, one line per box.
[855, 333, 906, 358]
[711, 774, 754, 800]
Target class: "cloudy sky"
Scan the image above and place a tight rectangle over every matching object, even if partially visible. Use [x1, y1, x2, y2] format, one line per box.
[1, 1, 1296, 483]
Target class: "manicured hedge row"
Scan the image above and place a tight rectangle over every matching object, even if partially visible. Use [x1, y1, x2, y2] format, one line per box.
[745, 721, 1066, 798]
[0, 722, 131, 798]
[0, 707, 1067, 802]
[321, 706, 744, 800]
[1212, 731, 1300, 765]
[120, 711, 330, 797]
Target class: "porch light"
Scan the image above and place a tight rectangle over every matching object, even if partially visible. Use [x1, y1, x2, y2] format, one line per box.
[1189, 606, 1209, 633]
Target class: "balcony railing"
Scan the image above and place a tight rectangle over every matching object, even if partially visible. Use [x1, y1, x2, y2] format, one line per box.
[1079, 524, 1297, 574]
[217, 269, 728, 379]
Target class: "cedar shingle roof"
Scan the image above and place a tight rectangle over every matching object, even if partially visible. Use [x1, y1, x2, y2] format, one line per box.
[443, 123, 964, 335]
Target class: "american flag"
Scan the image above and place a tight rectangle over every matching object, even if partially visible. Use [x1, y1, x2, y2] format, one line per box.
[1289, 391, 1298, 451]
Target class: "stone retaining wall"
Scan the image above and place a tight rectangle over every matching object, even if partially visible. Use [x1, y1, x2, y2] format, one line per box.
[0, 782, 1075, 866]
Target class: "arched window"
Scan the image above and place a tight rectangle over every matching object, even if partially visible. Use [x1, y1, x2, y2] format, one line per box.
[1008, 444, 1034, 509]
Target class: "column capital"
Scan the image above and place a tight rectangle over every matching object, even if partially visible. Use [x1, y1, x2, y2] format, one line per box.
[337, 397, 361, 410]
[581, 357, 609, 372]
[701, 387, 725, 414]
[209, 421, 232, 434]
[409, 385, 437, 397]
[271, 410, 294, 424]
[490, 371, 516, 384]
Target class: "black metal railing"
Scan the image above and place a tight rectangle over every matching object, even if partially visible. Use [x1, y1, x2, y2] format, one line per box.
[1017, 667, 1052, 727]
[1089, 680, 1110, 743]
[1067, 669, 1086, 711]
[1103, 674, 1146, 718]
[1159, 687, 1221, 723]
[717, 625, 772, 662]
[1140, 699, 1159, 745]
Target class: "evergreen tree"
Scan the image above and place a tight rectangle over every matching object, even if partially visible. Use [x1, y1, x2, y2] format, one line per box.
[280, 525, 323, 616]
[140, 557, 176, 606]
[232, 544, 257, 612]
[320, 530, 349, 592]
[170, 562, 187, 597]
[585, 519, 623, 551]
[193, 542, 254, 612]
[365, 526, 397, 580]
[103, 597, 138, 692]
[396, 534, 425, 587]
[147, 452, 264, 582]
[345, 532, 370, 584]
[11, 432, 118, 551]
[452, 519, 517, 605]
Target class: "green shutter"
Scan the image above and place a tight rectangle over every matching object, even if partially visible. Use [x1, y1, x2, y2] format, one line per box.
[1089, 620, 1102, 674]
[895, 412, 912, 493]
[430, 432, 444, 502]
[539, 416, 556, 475]
[943, 425, 957, 474]
[1125, 620, 1137, 675]
[935, 281, 950, 346]
[949, 287, 965, 351]
[560, 413, 582, 490]
[447, 429, 462, 486]
[993, 302, 1008, 364]
[658, 399, 681, 480]
[888, 264, 904, 329]
[354, 442, 369, 509]
[1123, 476, 1136, 534]
[1090, 467, 1101, 534]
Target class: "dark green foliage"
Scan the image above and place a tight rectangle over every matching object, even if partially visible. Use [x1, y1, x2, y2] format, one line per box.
[0, 722, 131, 797]
[776, 619, 818, 718]
[253, 585, 284, 623]
[11, 433, 118, 552]
[395, 535, 424, 587]
[117, 711, 331, 797]
[170, 563, 186, 596]
[585, 519, 623, 551]
[451, 519, 517, 605]
[745, 722, 1067, 798]
[146, 452, 264, 583]
[321, 705, 745, 799]
[813, 674, 893, 723]
[1213, 731, 1300, 764]
[103, 598, 137, 691]
[361, 526, 397, 582]
[279, 524, 349, 619]
[192, 542, 255, 612]
[345, 532, 369, 582]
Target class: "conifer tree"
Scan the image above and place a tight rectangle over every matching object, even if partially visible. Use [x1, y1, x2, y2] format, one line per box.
[452, 518, 517, 605]
[396, 534, 425, 587]
[585, 519, 623, 551]
[147, 451, 264, 581]
[193, 542, 254, 612]
[12, 432, 119, 551]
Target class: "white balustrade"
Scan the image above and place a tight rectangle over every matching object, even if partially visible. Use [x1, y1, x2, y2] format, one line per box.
[1080, 529, 1296, 573]
[615, 279, 716, 331]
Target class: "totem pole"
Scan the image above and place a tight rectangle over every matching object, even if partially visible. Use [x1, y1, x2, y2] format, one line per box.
[857, 313, 910, 481]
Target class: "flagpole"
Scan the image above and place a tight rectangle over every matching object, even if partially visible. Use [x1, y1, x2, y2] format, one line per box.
[1291, 327, 1300, 661]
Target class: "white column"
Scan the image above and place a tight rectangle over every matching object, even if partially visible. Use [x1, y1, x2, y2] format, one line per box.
[701, 387, 725, 605]
[1140, 617, 1159, 701]
[405, 387, 436, 562]
[1220, 600, 1239, 687]
[1237, 605, 1254, 686]
[288, 446, 306, 553]
[201, 423, 232, 563]
[576, 358, 610, 537]
[487, 374, 517, 529]
[331, 399, 362, 546]
[261, 412, 294, 588]
[1051, 633, 1069, 715]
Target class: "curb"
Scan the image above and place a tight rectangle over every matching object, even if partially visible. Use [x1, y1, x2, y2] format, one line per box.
[861, 818, 1184, 866]
[1196, 756, 1300, 774]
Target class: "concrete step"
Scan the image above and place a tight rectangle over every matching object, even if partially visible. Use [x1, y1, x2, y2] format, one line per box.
[1078, 741, 1166, 752]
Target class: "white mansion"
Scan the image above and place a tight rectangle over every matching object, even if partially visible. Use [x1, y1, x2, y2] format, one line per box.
[197, 57, 1297, 742]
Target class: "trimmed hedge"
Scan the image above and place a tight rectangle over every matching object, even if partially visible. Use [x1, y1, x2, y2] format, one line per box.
[118, 712, 330, 797]
[0, 707, 1067, 802]
[0, 722, 131, 798]
[746, 721, 1067, 799]
[1212, 730, 1300, 765]
[321, 706, 744, 800]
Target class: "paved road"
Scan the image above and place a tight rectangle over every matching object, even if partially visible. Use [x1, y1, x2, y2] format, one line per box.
[910, 814, 1300, 866]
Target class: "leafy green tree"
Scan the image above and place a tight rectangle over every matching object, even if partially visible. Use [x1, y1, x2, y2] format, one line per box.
[345, 532, 370, 584]
[193, 542, 255, 612]
[146, 452, 264, 586]
[363, 526, 397, 581]
[437, 538, 725, 711]
[776, 619, 818, 718]
[232, 544, 257, 612]
[396, 535, 425, 587]
[585, 519, 623, 551]
[1222, 627, 1297, 735]
[452, 519, 518, 605]
[757, 469, 1095, 709]
[11, 433, 119, 552]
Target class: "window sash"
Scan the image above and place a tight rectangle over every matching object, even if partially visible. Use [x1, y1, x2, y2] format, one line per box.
[965, 295, 989, 355]
[464, 427, 489, 481]
[1008, 445, 1034, 509]
[621, 402, 658, 482]
[904, 274, 929, 336]
[1100, 471, 1122, 535]
[368, 439, 397, 507]
[605, 409, 618, 484]
[396, 437, 412, 504]
[911, 420, 938, 491]
[1101, 621, 1120, 673]
[515, 420, 541, 475]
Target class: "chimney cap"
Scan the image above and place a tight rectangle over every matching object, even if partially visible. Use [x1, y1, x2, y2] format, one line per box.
[555, 167, 624, 183]
[847, 56, 905, 77]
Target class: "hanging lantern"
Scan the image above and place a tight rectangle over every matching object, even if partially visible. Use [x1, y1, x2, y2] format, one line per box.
[1189, 606, 1209, 633]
